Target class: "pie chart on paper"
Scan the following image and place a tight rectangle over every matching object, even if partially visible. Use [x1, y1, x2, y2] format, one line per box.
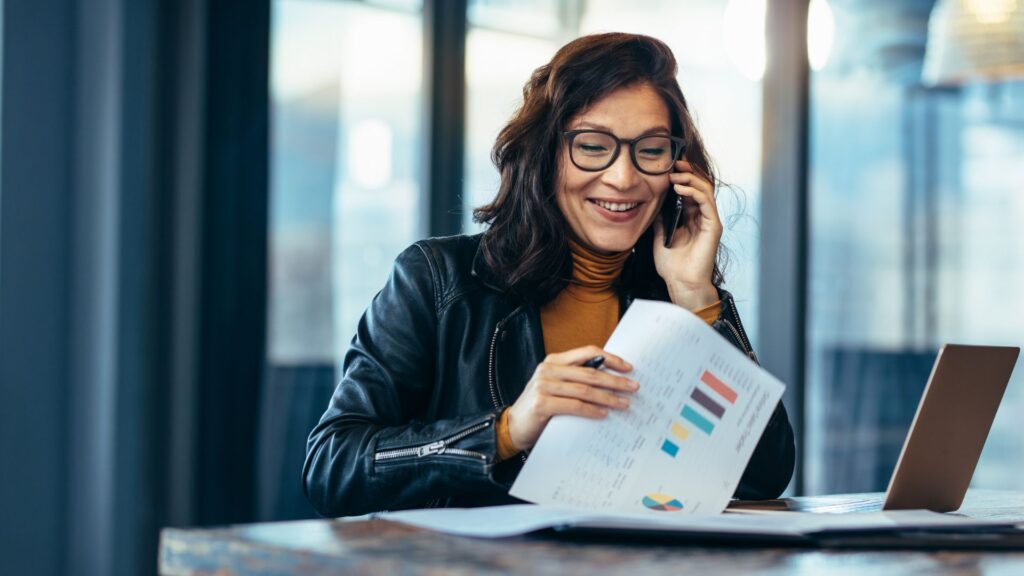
[642, 493, 684, 512]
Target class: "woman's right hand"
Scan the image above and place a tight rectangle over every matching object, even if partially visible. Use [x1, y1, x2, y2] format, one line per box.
[505, 345, 639, 451]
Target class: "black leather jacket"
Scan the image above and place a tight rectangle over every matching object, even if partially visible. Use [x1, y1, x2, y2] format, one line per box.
[304, 234, 795, 517]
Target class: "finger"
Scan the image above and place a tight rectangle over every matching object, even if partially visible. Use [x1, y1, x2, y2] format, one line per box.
[673, 184, 721, 229]
[547, 346, 634, 372]
[545, 345, 604, 366]
[669, 172, 714, 198]
[676, 160, 694, 173]
[542, 364, 639, 392]
[595, 351, 633, 373]
[672, 184, 710, 211]
[541, 396, 610, 420]
[675, 160, 713, 183]
[542, 380, 631, 409]
[682, 204, 702, 233]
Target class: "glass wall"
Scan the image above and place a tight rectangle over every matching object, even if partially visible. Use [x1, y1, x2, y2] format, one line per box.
[806, 0, 1024, 493]
[463, 1, 565, 233]
[269, 0, 424, 364]
[264, 0, 1024, 500]
[269, 0, 764, 365]
[464, 0, 765, 349]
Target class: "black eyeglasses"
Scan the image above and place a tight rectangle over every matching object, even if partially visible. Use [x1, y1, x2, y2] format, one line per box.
[563, 129, 686, 176]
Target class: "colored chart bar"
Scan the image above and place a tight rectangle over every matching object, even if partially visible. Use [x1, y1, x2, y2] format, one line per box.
[701, 370, 738, 404]
[681, 405, 715, 434]
[670, 422, 689, 441]
[661, 439, 679, 457]
[690, 387, 725, 418]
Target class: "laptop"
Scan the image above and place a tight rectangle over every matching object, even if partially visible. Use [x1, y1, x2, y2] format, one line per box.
[730, 344, 1020, 514]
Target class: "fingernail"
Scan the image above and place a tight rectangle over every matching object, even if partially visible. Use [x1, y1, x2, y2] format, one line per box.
[618, 398, 629, 408]
[631, 380, 640, 390]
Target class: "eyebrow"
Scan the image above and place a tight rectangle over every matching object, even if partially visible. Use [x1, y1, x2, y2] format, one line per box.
[572, 122, 672, 137]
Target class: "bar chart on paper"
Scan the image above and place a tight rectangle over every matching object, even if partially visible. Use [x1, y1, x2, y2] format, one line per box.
[509, 299, 786, 515]
[659, 369, 739, 458]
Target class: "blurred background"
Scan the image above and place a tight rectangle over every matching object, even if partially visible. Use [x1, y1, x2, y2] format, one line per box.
[1, 0, 1022, 574]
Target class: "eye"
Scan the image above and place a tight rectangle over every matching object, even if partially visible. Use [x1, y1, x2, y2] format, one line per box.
[637, 146, 668, 158]
[571, 131, 616, 157]
[577, 142, 610, 154]
[636, 136, 674, 159]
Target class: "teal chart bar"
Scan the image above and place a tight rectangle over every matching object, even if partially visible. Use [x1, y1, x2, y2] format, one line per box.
[681, 405, 714, 434]
[661, 439, 679, 457]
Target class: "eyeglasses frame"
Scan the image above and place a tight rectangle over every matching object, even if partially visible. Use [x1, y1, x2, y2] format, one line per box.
[562, 129, 686, 176]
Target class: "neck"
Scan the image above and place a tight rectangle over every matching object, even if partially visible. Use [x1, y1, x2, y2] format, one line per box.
[566, 238, 630, 294]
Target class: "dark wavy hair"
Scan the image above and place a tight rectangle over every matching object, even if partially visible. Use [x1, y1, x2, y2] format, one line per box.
[473, 32, 724, 304]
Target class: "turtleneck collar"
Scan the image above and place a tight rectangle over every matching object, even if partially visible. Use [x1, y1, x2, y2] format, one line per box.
[566, 238, 630, 301]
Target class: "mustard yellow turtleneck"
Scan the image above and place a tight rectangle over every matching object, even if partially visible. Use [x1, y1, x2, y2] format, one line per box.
[495, 240, 722, 461]
[539, 239, 631, 355]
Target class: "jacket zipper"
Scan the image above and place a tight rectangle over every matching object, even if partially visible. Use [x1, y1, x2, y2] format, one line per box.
[487, 323, 503, 408]
[721, 298, 758, 362]
[374, 420, 492, 463]
[488, 308, 530, 464]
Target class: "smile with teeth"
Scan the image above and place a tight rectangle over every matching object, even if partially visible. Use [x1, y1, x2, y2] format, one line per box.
[591, 199, 640, 212]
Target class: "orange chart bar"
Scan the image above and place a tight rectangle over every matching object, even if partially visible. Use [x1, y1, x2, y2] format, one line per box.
[700, 370, 738, 404]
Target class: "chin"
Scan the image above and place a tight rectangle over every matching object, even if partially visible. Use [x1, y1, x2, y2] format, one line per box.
[583, 230, 645, 254]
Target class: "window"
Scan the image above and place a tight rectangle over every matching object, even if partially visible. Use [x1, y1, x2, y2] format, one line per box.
[463, 1, 565, 233]
[806, 0, 1024, 493]
[269, 0, 424, 364]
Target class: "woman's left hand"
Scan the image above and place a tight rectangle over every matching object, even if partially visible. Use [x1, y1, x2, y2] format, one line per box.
[652, 160, 722, 311]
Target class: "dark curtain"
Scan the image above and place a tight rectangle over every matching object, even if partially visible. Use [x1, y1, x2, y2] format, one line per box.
[190, 0, 270, 527]
[0, 1, 269, 574]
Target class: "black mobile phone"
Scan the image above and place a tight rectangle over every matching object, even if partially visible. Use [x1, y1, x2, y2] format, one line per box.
[660, 193, 684, 248]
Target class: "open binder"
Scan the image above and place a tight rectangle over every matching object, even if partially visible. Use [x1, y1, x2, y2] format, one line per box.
[378, 503, 1024, 550]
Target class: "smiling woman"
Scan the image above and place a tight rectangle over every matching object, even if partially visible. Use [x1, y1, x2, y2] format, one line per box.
[303, 32, 795, 518]
[555, 85, 675, 254]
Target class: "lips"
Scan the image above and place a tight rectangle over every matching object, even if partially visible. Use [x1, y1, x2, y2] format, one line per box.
[588, 199, 641, 213]
[587, 198, 645, 223]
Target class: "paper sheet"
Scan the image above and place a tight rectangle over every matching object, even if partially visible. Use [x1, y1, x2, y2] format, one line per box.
[378, 505, 1013, 539]
[509, 299, 786, 515]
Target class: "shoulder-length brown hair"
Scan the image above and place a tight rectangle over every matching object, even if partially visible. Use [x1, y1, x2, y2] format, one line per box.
[473, 32, 724, 304]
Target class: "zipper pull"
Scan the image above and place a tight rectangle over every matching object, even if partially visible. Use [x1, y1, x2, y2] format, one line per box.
[417, 440, 446, 457]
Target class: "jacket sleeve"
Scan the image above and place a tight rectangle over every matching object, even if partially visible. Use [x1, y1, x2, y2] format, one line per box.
[712, 290, 796, 499]
[303, 243, 506, 518]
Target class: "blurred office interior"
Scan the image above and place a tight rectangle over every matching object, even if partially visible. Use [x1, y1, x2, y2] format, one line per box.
[1, 0, 1022, 574]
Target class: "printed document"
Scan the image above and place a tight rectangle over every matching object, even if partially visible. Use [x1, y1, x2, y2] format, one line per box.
[509, 299, 785, 515]
[378, 505, 1013, 539]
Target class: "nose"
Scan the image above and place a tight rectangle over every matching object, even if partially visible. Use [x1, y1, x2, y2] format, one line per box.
[600, 147, 642, 191]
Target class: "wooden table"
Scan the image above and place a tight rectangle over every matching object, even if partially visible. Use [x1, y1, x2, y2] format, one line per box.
[159, 490, 1024, 575]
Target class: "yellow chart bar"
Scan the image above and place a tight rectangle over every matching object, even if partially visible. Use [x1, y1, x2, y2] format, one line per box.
[671, 422, 690, 441]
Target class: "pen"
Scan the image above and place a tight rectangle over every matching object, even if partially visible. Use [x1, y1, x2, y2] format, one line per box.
[582, 355, 605, 369]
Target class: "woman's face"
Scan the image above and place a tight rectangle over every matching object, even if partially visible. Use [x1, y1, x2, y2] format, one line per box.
[555, 83, 672, 254]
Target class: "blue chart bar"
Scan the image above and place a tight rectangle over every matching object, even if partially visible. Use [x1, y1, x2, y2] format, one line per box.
[661, 439, 679, 457]
[690, 387, 725, 418]
[681, 405, 715, 434]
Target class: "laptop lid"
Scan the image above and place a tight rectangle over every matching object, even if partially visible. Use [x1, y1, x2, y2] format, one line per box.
[883, 344, 1020, 512]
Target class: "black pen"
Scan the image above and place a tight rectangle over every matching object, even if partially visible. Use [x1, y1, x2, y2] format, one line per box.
[582, 355, 605, 369]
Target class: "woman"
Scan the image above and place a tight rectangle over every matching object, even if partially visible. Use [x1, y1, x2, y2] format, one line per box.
[304, 32, 794, 517]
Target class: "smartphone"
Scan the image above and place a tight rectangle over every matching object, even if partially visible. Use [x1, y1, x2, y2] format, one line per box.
[660, 192, 684, 248]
